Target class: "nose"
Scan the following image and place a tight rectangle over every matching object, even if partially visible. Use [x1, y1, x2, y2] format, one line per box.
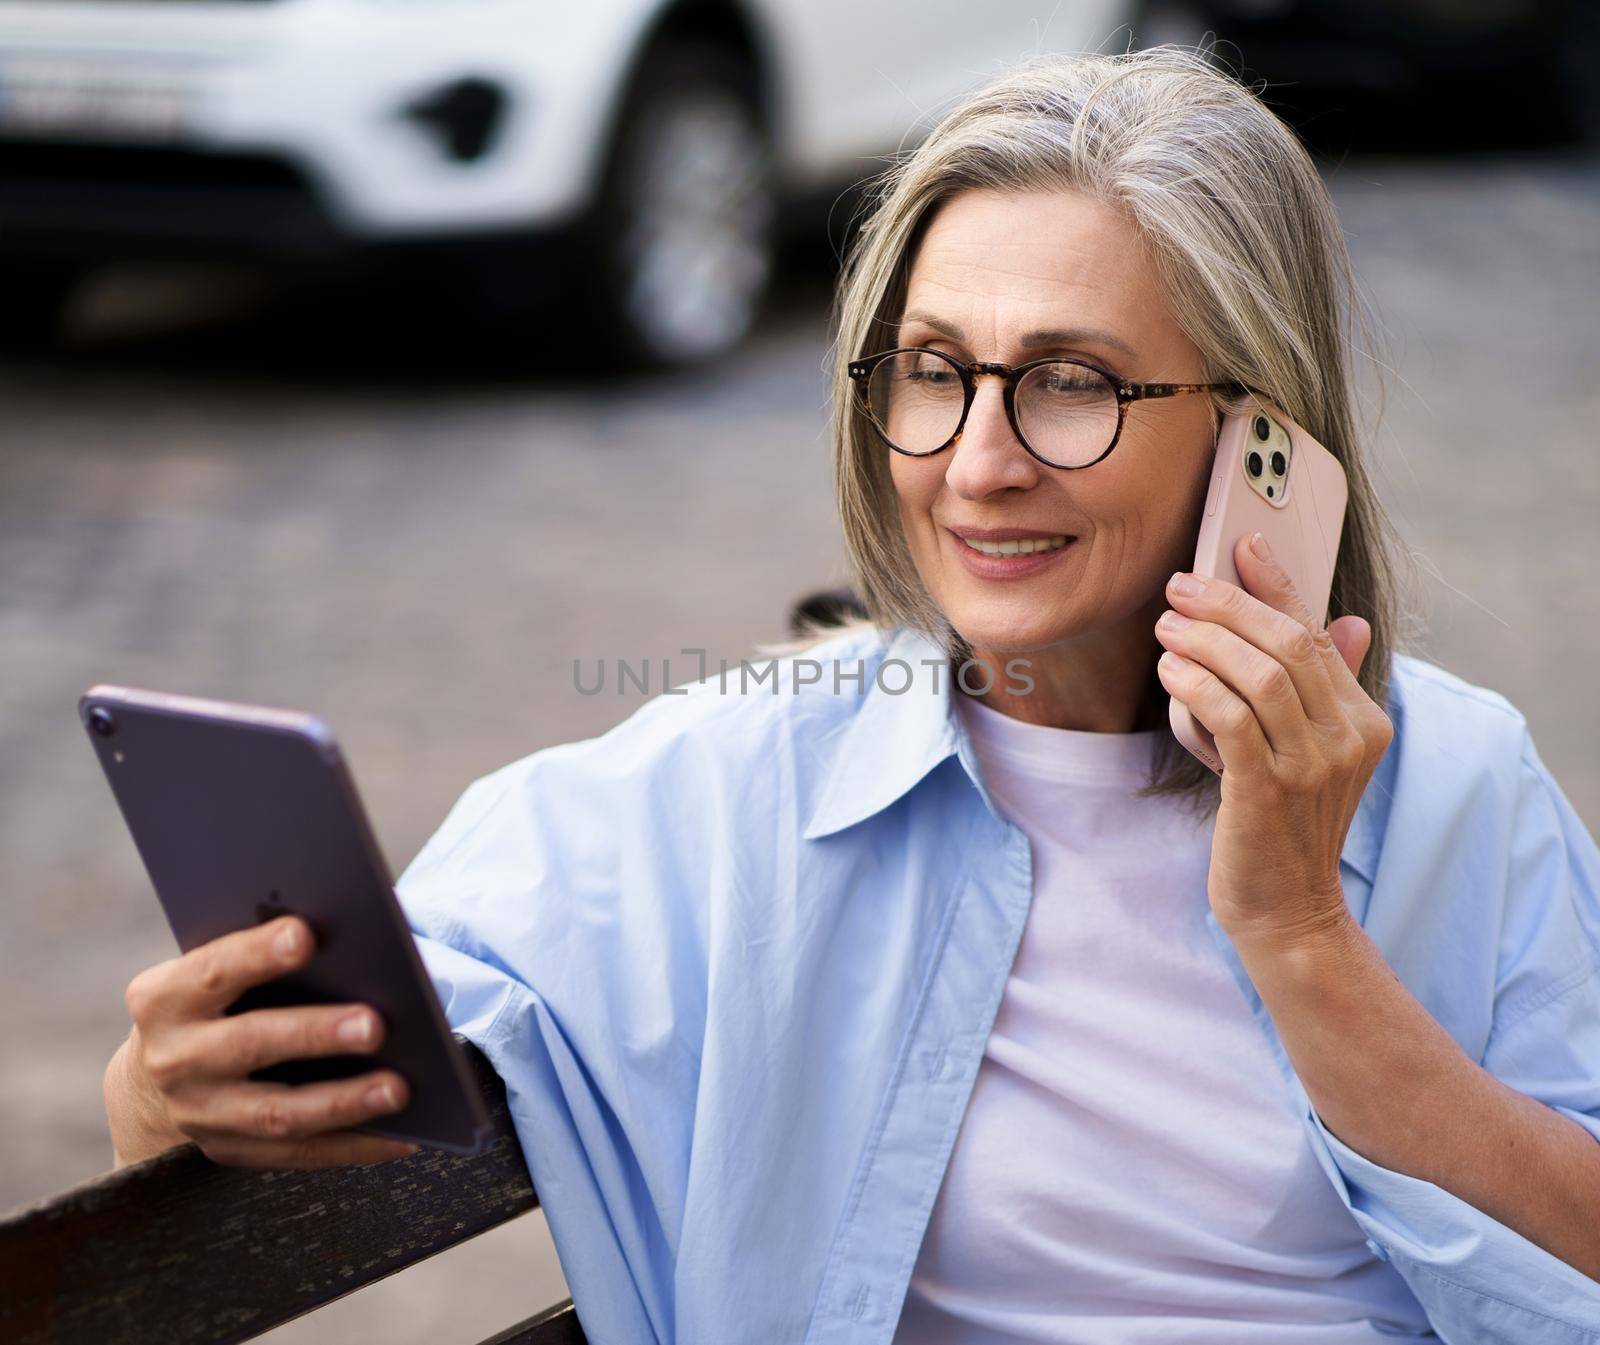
[944, 370, 1039, 499]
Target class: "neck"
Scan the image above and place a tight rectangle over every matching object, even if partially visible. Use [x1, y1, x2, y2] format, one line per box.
[964, 601, 1167, 734]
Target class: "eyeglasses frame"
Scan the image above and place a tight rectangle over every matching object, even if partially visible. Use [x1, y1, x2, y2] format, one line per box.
[846, 346, 1251, 470]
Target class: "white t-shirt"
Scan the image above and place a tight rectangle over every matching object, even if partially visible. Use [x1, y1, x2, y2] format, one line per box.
[891, 691, 1436, 1344]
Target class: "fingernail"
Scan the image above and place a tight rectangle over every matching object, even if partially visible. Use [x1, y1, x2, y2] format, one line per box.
[1158, 609, 1192, 630]
[1169, 572, 1204, 597]
[339, 1012, 376, 1047]
[1250, 531, 1273, 562]
[275, 922, 303, 959]
[367, 1081, 398, 1109]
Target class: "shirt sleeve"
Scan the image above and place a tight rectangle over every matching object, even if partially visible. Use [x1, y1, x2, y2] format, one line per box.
[392, 711, 714, 1345]
[399, 774, 533, 1056]
[1304, 727, 1600, 1343]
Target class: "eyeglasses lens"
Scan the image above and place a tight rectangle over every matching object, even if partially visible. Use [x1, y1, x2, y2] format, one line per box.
[862, 349, 1119, 467]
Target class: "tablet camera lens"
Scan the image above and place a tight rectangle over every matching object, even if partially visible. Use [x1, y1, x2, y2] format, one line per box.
[88, 707, 117, 738]
[1246, 450, 1264, 477]
[1270, 450, 1287, 476]
[1253, 416, 1271, 441]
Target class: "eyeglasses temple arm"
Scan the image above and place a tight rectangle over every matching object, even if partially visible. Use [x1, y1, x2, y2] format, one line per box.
[1120, 380, 1252, 402]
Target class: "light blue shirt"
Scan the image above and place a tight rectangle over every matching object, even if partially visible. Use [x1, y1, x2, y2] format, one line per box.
[395, 624, 1600, 1345]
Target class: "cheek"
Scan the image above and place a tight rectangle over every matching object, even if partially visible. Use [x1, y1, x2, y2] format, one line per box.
[1096, 419, 1215, 534]
[888, 457, 941, 533]
[1072, 432, 1213, 593]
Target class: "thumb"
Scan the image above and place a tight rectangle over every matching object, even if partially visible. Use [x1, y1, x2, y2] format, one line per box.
[1328, 615, 1372, 680]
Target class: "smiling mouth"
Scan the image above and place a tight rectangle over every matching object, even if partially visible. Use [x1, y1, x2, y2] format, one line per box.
[959, 534, 1073, 557]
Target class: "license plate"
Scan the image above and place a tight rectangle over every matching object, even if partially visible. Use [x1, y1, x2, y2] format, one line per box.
[0, 60, 193, 141]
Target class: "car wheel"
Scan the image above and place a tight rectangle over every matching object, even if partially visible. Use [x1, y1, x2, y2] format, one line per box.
[578, 41, 777, 373]
[0, 256, 88, 355]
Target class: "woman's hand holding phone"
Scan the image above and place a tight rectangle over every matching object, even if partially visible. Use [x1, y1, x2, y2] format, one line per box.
[1155, 530, 1391, 951]
[104, 913, 419, 1169]
[1153, 400, 1391, 950]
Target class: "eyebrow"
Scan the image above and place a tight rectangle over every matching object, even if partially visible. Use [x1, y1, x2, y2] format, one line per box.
[898, 309, 1134, 358]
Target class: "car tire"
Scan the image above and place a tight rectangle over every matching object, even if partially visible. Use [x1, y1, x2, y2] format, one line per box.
[0, 256, 88, 355]
[573, 40, 777, 374]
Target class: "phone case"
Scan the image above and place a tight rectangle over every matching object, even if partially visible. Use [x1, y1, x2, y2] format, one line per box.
[1172, 402, 1348, 774]
[79, 685, 495, 1154]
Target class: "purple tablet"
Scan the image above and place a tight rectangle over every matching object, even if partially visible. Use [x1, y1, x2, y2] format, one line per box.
[80, 684, 494, 1155]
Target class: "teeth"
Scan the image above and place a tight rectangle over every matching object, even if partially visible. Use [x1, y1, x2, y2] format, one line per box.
[963, 535, 1069, 556]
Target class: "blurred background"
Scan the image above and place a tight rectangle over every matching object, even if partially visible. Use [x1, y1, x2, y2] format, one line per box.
[2, 1, 1597, 1339]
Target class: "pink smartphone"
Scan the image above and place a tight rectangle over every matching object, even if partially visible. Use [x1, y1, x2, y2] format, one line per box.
[1171, 401, 1348, 774]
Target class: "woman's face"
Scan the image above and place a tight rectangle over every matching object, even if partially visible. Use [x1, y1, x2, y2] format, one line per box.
[888, 187, 1218, 659]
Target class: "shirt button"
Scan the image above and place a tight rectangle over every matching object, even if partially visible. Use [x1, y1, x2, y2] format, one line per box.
[1364, 1236, 1390, 1262]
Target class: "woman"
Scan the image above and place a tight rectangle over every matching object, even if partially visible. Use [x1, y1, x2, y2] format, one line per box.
[102, 46, 1600, 1344]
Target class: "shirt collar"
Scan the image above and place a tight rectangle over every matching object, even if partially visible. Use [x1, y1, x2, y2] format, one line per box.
[802, 626, 961, 841]
[801, 623, 1385, 889]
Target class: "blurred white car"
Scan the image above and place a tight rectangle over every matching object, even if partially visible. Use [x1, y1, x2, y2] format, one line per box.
[0, 0, 1135, 369]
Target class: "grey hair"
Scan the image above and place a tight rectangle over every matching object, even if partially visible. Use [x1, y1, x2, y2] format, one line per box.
[813, 41, 1420, 815]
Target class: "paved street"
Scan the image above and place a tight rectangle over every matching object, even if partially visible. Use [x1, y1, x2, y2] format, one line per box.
[2, 146, 1597, 1341]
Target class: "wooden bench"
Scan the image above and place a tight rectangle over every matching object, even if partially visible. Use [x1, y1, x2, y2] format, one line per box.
[0, 1034, 587, 1345]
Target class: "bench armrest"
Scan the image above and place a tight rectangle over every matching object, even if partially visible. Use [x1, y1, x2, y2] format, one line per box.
[0, 1033, 584, 1345]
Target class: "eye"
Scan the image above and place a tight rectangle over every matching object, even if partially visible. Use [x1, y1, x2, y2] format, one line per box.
[896, 351, 953, 383]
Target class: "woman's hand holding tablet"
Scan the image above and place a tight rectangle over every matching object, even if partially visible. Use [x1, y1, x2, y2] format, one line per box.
[107, 913, 416, 1169]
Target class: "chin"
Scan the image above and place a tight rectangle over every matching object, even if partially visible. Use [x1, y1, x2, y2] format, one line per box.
[944, 602, 1074, 656]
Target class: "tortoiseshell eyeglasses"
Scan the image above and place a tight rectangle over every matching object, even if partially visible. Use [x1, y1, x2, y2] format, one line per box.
[847, 347, 1249, 470]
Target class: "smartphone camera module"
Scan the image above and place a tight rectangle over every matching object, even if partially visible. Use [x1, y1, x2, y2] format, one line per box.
[88, 706, 117, 738]
[1242, 411, 1292, 507]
